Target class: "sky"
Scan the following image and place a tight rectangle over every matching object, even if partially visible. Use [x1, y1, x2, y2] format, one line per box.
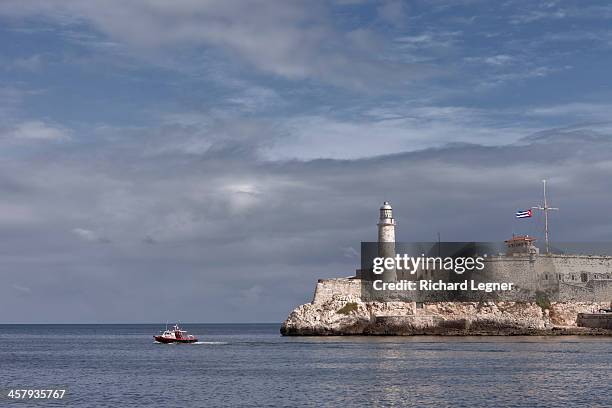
[1, 0, 612, 323]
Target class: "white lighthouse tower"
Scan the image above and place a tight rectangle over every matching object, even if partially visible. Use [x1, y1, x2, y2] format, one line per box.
[378, 201, 396, 244]
[377, 201, 397, 281]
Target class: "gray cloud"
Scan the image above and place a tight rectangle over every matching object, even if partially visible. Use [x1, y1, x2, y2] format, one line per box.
[2, 120, 71, 142]
[377, 0, 408, 27]
[0, 0, 424, 90]
[1, 124, 611, 323]
[72, 228, 111, 244]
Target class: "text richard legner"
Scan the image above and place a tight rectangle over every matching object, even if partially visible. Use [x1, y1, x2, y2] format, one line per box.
[373, 279, 514, 292]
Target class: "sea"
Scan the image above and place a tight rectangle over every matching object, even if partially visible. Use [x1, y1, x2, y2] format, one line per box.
[1, 324, 610, 407]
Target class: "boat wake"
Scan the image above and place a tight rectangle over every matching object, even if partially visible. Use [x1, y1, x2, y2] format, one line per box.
[193, 341, 228, 345]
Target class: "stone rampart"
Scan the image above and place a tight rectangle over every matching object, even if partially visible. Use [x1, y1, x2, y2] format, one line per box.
[312, 278, 361, 304]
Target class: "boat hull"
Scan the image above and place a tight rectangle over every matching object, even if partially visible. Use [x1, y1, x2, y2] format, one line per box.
[154, 336, 198, 344]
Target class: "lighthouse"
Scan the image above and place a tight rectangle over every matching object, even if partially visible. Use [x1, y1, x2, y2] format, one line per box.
[377, 201, 397, 281]
[378, 201, 396, 244]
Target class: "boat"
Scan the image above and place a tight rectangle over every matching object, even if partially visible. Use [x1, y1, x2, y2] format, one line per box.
[154, 323, 198, 343]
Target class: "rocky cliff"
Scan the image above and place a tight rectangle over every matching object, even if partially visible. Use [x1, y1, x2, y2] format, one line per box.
[281, 292, 610, 336]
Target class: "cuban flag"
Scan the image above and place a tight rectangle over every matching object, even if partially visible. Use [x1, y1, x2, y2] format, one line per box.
[515, 209, 532, 219]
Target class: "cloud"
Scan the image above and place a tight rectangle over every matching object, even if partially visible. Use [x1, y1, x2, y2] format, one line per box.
[377, 0, 408, 27]
[483, 55, 514, 66]
[527, 104, 612, 122]
[72, 228, 111, 244]
[225, 86, 283, 113]
[4, 120, 71, 141]
[342, 246, 360, 258]
[258, 105, 536, 160]
[2, 125, 612, 322]
[11, 284, 32, 295]
[142, 235, 157, 245]
[0, 203, 38, 225]
[395, 30, 461, 50]
[0, 0, 417, 90]
[0, 86, 42, 121]
[511, 8, 567, 24]
[146, 115, 280, 158]
[0, 54, 46, 72]
[509, 2, 612, 25]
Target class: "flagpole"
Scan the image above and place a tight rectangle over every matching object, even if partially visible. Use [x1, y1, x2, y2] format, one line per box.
[544, 180, 549, 254]
[532, 179, 558, 254]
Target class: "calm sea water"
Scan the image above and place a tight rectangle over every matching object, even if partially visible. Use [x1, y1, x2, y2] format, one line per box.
[1, 324, 610, 407]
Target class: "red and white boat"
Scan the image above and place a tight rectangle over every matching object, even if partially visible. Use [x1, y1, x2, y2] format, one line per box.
[154, 323, 198, 344]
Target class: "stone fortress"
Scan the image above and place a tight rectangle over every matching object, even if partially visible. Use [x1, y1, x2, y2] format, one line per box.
[281, 202, 612, 335]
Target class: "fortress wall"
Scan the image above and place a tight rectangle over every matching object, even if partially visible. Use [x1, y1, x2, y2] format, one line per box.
[486, 255, 612, 282]
[557, 279, 612, 302]
[560, 282, 595, 301]
[587, 279, 612, 301]
[485, 257, 539, 292]
[312, 278, 361, 304]
[548, 256, 612, 281]
[484, 255, 612, 301]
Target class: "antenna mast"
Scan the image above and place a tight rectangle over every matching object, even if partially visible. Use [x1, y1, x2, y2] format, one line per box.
[532, 179, 558, 254]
